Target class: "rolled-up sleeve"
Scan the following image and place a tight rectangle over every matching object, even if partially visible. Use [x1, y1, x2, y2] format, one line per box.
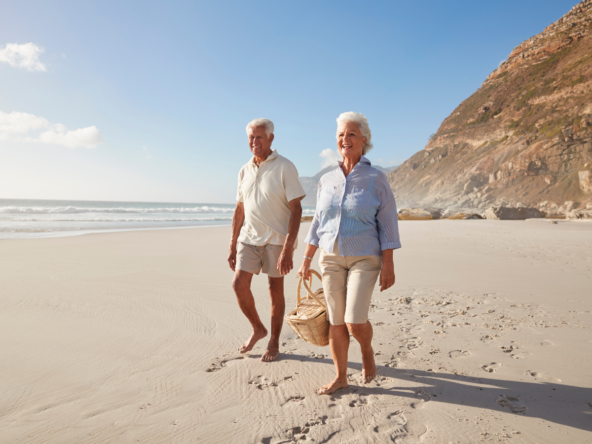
[375, 174, 401, 250]
[283, 162, 306, 202]
[304, 181, 322, 247]
[236, 168, 244, 202]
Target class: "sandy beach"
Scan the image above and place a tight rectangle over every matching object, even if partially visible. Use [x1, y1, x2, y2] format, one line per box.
[1, 221, 591, 443]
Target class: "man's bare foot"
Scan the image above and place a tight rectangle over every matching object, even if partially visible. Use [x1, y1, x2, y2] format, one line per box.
[239, 328, 268, 354]
[261, 347, 279, 362]
[362, 349, 377, 383]
[317, 378, 348, 395]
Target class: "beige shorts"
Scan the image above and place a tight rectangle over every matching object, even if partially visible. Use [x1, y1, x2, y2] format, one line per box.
[236, 242, 283, 278]
[318, 242, 382, 325]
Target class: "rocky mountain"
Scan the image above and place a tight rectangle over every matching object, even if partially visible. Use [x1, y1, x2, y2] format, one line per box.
[300, 165, 396, 206]
[388, 0, 592, 215]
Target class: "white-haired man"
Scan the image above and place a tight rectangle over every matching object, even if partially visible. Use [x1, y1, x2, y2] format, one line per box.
[228, 118, 305, 362]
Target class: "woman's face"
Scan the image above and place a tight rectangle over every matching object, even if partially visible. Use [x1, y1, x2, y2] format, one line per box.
[337, 122, 366, 160]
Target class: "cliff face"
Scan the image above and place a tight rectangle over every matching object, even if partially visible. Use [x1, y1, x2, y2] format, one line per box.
[389, 0, 592, 212]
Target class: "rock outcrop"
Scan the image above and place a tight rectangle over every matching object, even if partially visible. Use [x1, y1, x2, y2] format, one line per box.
[389, 0, 592, 211]
[398, 208, 443, 220]
[566, 208, 592, 219]
[484, 206, 546, 220]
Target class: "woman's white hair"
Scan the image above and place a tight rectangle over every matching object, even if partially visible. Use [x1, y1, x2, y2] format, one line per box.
[246, 118, 274, 137]
[336, 111, 373, 155]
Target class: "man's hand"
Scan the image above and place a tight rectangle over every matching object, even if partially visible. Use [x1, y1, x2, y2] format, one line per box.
[228, 246, 237, 272]
[277, 246, 294, 276]
[379, 261, 395, 292]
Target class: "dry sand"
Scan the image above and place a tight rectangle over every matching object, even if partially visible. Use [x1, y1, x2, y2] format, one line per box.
[0, 220, 591, 443]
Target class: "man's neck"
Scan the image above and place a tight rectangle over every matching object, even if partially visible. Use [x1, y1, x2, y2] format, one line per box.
[253, 148, 273, 166]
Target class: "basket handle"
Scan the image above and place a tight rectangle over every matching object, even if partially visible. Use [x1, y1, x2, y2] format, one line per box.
[300, 269, 325, 307]
[296, 273, 312, 305]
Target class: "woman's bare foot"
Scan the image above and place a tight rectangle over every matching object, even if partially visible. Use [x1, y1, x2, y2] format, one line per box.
[361, 349, 377, 383]
[239, 328, 268, 354]
[317, 378, 348, 395]
[261, 347, 279, 362]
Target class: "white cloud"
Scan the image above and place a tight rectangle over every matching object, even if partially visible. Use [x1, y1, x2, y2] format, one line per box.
[0, 110, 102, 149]
[320, 148, 341, 169]
[0, 43, 47, 72]
[0, 111, 49, 133]
[38, 125, 102, 149]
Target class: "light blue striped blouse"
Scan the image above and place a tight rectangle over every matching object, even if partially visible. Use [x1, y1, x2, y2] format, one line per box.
[304, 156, 401, 256]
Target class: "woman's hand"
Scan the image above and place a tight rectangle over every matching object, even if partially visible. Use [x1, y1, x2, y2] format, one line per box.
[379, 249, 395, 292]
[297, 259, 312, 280]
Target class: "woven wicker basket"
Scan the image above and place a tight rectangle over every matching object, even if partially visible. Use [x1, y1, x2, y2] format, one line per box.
[285, 269, 329, 347]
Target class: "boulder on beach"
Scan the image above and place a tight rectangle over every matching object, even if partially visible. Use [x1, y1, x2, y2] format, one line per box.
[442, 212, 484, 220]
[566, 209, 592, 221]
[484, 206, 546, 220]
[398, 208, 443, 220]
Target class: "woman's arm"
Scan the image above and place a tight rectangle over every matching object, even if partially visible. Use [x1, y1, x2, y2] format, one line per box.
[379, 249, 395, 292]
[297, 244, 319, 279]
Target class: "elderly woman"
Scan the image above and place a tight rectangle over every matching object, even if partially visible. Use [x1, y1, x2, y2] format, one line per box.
[298, 112, 401, 395]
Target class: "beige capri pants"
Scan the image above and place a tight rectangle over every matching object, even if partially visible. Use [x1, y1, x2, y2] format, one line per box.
[318, 242, 382, 325]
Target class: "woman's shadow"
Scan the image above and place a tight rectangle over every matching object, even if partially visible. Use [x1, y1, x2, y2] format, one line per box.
[279, 353, 592, 432]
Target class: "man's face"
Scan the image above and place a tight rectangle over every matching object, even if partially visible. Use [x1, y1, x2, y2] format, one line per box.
[248, 126, 274, 158]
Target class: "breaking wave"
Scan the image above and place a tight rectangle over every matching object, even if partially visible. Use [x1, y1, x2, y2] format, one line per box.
[0, 206, 236, 215]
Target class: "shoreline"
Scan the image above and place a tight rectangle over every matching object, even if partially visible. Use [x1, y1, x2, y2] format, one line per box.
[0, 220, 233, 241]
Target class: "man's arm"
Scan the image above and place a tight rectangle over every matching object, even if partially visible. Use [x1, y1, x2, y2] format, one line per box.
[228, 202, 245, 271]
[277, 197, 303, 276]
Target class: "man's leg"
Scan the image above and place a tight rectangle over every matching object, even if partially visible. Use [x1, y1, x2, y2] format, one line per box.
[261, 276, 285, 362]
[232, 270, 268, 353]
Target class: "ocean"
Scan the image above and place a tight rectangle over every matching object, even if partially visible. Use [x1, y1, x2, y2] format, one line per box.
[0, 198, 315, 240]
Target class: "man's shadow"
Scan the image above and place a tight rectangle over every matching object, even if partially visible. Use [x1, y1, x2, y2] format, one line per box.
[277, 353, 592, 432]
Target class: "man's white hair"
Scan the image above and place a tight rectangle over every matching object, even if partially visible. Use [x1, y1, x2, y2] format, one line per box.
[246, 118, 274, 137]
[336, 111, 373, 155]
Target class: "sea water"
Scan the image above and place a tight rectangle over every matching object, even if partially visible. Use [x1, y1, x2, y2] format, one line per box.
[0, 198, 315, 240]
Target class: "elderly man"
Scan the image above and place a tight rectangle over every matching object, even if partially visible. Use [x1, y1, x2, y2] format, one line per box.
[228, 118, 305, 362]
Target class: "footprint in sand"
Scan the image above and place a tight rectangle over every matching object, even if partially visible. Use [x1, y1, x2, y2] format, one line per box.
[307, 353, 325, 359]
[524, 371, 561, 382]
[206, 356, 244, 372]
[285, 425, 312, 441]
[482, 362, 502, 373]
[403, 338, 424, 350]
[349, 398, 368, 408]
[374, 411, 408, 439]
[449, 350, 470, 358]
[383, 356, 399, 368]
[374, 321, 385, 326]
[248, 375, 294, 390]
[499, 345, 519, 353]
[411, 389, 431, 409]
[282, 396, 305, 407]
[497, 395, 527, 414]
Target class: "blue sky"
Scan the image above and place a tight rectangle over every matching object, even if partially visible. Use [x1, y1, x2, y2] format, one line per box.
[0, 0, 579, 203]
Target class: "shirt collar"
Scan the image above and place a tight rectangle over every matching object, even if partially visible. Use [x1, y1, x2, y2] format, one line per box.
[337, 155, 371, 167]
[251, 149, 278, 166]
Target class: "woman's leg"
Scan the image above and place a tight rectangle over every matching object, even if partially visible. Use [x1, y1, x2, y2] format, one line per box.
[347, 321, 376, 382]
[318, 244, 349, 395]
[318, 324, 350, 394]
[344, 255, 382, 383]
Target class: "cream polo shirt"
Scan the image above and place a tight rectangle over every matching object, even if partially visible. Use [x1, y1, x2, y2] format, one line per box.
[236, 150, 306, 247]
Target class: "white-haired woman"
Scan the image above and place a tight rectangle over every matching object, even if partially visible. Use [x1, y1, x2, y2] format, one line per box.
[298, 112, 401, 395]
